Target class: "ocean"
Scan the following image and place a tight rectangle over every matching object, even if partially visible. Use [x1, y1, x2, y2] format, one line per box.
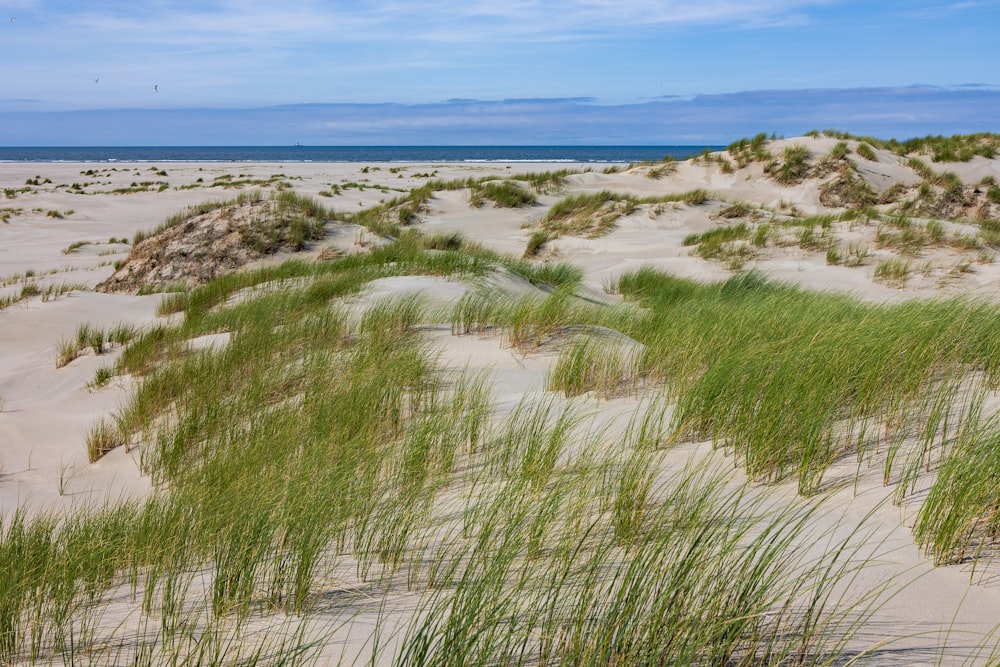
[0, 145, 720, 164]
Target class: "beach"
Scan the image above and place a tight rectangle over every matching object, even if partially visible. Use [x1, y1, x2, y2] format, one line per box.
[4, 136, 1000, 664]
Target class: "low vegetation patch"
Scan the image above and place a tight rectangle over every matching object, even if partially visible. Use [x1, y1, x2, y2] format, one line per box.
[348, 170, 573, 237]
[102, 191, 332, 293]
[855, 142, 877, 161]
[726, 132, 774, 167]
[816, 130, 1000, 162]
[469, 179, 537, 208]
[766, 145, 812, 184]
[819, 166, 878, 208]
[682, 222, 759, 268]
[541, 190, 638, 238]
[873, 256, 912, 286]
[530, 189, 709, 248]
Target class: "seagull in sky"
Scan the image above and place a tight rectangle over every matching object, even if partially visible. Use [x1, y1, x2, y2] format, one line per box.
[153, 84, 158, 92]
[94, 78, 99, 84]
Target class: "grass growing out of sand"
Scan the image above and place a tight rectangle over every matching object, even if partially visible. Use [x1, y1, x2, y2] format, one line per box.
[531, 189, 709, 248]
[915, 419, 1000, 571]
[54, 322, 139, 368]
[468, 180, 537, 208]
[547, 335, 642, 399]
[1, 236, 916, 665]
[131, 189, 329, 248]
[873, 256, 912, 286]
[607, 269, 1000, 495]
[348, 170, 573, 236]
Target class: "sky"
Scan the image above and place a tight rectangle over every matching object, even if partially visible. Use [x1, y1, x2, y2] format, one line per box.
[1, 0, 998, 145]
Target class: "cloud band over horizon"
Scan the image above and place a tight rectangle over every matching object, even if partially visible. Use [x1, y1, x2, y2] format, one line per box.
[1, 85, 997, 146]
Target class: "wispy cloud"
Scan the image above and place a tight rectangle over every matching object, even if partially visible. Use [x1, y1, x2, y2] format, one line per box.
[2, 2, 996, 112]
[21, 0, 839, 48]
[895, 0, 1000, 19]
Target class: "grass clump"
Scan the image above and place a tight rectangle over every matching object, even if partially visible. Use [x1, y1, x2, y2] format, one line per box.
[716, 202, 755, 219]
[855, 142, 877, 161]
[91, 365, 115, 388]
[85, 418, 125, 462]
[726, 132, 773, 167]
[55, 322, 139, 368]
[683, 223, 752, 265]
[470, 180, 536, 208]
[828, 141, 850, 160]
[523, 229, 554, 257]
[61, 241, 91, 254]
[873, 217, 945, 256]
[541, 190, 638, 238]
[915, 423, 1000, 569]
[819, 168, 878, 208]
[510, 169, 573, 193]
[873, 257, 912, 286]
[645, 156, 678, 179]
[548, 336, 641, 398]
[908, 157, 936, 180]
[536, 190, 709, 242]
[767, 145, 811, 184]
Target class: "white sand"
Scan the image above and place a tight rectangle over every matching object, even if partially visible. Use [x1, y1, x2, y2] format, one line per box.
[3, 145, 1000, 663]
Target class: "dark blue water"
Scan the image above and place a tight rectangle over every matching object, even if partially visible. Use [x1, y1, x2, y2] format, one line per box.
[0, 146, 719, 164]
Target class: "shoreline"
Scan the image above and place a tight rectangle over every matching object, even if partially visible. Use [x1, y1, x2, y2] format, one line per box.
[0, 145, 723, 165]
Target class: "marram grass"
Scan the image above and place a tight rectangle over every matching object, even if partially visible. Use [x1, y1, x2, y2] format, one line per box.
[5, 236, 1000, 663]
[599, 268, 1000, 496]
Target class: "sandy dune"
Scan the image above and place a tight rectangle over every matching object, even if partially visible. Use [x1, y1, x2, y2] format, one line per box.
[3, 138, 1000, 664]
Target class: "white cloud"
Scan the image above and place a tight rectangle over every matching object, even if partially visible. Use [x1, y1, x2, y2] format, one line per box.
[30, 0, 841, 50]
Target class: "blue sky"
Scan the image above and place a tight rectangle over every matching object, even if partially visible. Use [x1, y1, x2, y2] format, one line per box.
[1, 1, 998, 144]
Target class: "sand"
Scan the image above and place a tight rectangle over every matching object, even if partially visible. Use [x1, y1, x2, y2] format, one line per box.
[3, 140, 1000, 664]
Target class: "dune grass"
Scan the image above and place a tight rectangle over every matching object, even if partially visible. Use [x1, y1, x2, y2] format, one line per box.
[539, 190, 637, 238]
[0, 281, 86, 313]
[469, 180, 537, 208]
[855, 142, 877, 161]
[547, 335, 642, 399]
[0, 239, 895, 664]
[915, 417, 1000, 571]
[54, 322, 139, 369]
[727, 132, 773, 167]
[536, 189, 709, 241]
[815, 130, 1000, 162]
[683, 222, 751, 254]
[347, 170, 572, 236]
[873, 256, 912, 286]
[599, 269, 1000, 495]
[768, 145, 812, 184]
[8, 231, 1000, 662]
[131, 190, 329, 249]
